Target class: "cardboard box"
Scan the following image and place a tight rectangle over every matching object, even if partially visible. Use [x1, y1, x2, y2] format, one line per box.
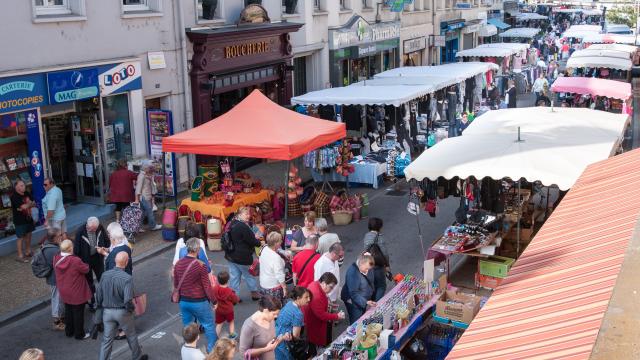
[435, 290, 482, 324]
[475, 272, 504, 290]
[479, 256, 515, 278]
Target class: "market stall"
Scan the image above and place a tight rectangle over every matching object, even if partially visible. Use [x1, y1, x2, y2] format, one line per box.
[550, 77, 632, 113]
[498, 27, 541, 42]
[162, 90, 346, 234]
[566, 51, 632, 71]
[581, 33, 638, 45]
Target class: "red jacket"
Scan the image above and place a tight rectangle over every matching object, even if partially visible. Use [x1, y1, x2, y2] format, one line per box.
[214, 285, 239, 315]
[53, 254, 92, 305]
[108, 169, 137, 203]
[292, 249, 320, 288]
[302, 281, 339, 346]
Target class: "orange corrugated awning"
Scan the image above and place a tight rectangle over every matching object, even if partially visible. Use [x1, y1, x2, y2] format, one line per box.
[447, 149, 640, 360]
[162, 90, 346, 160]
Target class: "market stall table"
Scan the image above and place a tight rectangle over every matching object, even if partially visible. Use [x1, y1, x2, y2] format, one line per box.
[180, 189, 270, 222]
[311, 161, 387, 189]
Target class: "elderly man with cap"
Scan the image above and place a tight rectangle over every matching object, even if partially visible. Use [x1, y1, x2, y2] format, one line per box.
[134, 163, 161, 231]
[74, 216, 109, 310]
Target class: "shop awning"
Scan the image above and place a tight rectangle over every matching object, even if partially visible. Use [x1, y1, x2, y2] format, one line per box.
[582, 33, 638, 44]
[478, 24, 498, 37]
[447, 148, 640, 359]
[162, 90, 346, 160]
[403, 108, 627, 189]
[498, 27, 541, 38]
[566, 55, 632, 70]
[456, 43, 529, 58]
[487, 18, 511, 30]
[550, 77, 632, 100]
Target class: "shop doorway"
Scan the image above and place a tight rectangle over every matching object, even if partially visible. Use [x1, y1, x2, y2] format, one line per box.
[441, 39, 459, 63]
[42, 99, 105, 205]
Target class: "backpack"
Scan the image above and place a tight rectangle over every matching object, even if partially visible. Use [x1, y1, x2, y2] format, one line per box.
[221, 222, 237, 253]
[31, 244, 57, 278]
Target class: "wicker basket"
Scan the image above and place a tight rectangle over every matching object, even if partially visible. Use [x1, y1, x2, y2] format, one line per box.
[332, 210, 353, 226]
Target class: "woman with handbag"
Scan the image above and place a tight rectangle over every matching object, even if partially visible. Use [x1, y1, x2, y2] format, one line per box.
[259, 232, 287, 304]
[239, 295, 284, 360]
[274, 287, 311, 360]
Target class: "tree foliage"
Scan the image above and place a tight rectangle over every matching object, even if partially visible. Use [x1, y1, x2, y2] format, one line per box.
[606, 5, 638, 28]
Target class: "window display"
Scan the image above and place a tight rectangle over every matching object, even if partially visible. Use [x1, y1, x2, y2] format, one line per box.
[102, 94, 133, 173]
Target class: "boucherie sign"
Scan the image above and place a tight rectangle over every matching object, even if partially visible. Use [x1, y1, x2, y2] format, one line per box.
[329, 15, 400, 50]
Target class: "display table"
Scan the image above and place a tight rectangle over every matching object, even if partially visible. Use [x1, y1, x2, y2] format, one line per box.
[180, 190, 270, 222]
[317, 280, 443, 360]
[311, 161, 387, 188]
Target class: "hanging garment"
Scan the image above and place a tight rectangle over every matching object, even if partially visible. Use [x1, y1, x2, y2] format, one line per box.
[343, 105, 363, 131]
[318, 105, 335, 120]
[446, 90, 458, 137]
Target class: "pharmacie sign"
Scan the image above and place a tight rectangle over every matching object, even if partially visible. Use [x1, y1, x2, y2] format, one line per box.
[0, 73, 49, 114]
[47, 67, 99, 104]
[329, 16, 400, 50]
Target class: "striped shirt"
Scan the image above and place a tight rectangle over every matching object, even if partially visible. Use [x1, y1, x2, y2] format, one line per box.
[97, 267, 134, 310]
[173, 256, 216, 303]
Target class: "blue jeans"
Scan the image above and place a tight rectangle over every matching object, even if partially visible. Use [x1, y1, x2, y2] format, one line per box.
[345, 301, 365, 324]
[139, 198, 157, 229]
[228, 261, 258, 296]
[179, 300, 217, 352]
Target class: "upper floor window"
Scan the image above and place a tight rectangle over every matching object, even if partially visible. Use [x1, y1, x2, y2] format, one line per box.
[197, 0, 220, 20]
[314, 0, 321, 9]
[123, 0, 149, 12]
[34, 0, 72, 16]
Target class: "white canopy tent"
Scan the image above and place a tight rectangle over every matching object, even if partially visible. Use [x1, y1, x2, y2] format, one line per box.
[566, 55, 632, 70]
[478, 24, 498, 37]
[456, 43, 529, 58]
[516, 12, 549, 20]
[404, 108, 627, 190]
[582, 33, 637, 45]
[570, 48, 632, 59]
[587, 43, 637, 54]
[562, 24, 602, 39]
[581, 9, 603, 16]
[291, 62, 498, 106]
[499, 28, 541, 38]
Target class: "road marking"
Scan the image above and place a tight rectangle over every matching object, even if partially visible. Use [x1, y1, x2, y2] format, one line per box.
[150, 331, 166, 339]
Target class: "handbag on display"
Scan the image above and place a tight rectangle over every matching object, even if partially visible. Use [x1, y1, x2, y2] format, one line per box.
[132, 293, 147, 316]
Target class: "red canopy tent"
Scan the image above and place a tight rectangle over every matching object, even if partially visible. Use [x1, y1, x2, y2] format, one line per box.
[162, 89, 346, 226]
[550, 76, 632, 101]
[162, 89, 346, 160]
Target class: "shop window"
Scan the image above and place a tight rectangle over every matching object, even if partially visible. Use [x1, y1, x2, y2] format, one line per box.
[197, 0, 223, 21]
[282, 0, 298, 14]
[314, 0, 321, 10]
[121, 0, 162, 16]
[102, 94, 133, 173]
[293, 57, 307, 96]
[362, 0, 369, 8]
[34, 0, 70, 15]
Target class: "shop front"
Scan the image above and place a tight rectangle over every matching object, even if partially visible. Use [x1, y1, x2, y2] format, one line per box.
[462, 21, 482, 50]
[328, 16, 400, 87]
[403, 37, 427, 66]
[440, 19, 465, 63]
[187, 19, 302, 169]
[0, 61, 142, 239]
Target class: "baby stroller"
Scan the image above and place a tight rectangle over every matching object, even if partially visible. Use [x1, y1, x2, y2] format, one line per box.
[120, 203, 143, 244]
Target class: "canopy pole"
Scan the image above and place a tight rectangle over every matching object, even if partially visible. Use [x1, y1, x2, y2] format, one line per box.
[517, 178, 521, 258]
[162, 152, 167, 213]
[283, 160, 291, 242]
[517, 126, 521, 142]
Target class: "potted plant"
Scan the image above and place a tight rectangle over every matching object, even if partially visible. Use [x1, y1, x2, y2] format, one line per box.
[284, 0, 298, 14]
[202, 0, 218, 20]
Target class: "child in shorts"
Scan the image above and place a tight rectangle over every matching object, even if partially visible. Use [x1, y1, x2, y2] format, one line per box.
[214, 271, 240, 338]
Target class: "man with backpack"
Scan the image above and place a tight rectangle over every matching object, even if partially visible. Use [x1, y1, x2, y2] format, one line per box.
[222, 207, 261, 302]
[32, 228, 64, 330]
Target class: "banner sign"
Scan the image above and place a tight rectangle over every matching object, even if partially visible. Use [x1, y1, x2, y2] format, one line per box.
[147, 109, 176, 197]
[0, 74, 48, 114]
[47, 67, 99, 104]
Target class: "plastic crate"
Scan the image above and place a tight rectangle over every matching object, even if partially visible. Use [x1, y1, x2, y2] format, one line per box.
[479, 255, 515, 278]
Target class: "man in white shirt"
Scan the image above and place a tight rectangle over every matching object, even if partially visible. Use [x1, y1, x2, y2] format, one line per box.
[532, 73, 549, 105]
[315, 218, 340, 255]
[314, 243, 344, 302]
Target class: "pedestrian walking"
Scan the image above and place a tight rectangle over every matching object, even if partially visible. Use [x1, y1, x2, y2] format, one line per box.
[174, 222, 211, 273]
[43, 177, 67, 237]
[363, 217, 389, 259]
[313, 243, 344, 303]
[224, 207, 261, 301]
[174, 238, 218, 352]
[100, 222, 132, 275]
[108, 159, 138, 222]
[315, 218, 340, 255]
[532, 73, 549, 105]
[181, 323, 206, 360]
[74, 216, 109, 309]
[207, 338, 237, 360]
[36, 228, 65, 330]
[239, 295, 284, 360]
[214, 271, 240, 339]
[303, 273, 346, 350]
[134, 163, 162, 231]
[259, 232, 287, 304]
[11, 179, 36, 262]
[96, 251, 148, 360]
[275, 286, 311, 360]
[341, 253, 376, 324]
[289, 211, 317, 253]
[291, 234, 320, 287]
[18, 348, 44, 360]
[506, 80, 517, 108]
[53, 239, 91, 340]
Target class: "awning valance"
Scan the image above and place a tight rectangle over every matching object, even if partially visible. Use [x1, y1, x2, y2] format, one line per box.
[499, 28, 541, 38]
[550, 76, 632, 100]
[566, 55, 632, 70]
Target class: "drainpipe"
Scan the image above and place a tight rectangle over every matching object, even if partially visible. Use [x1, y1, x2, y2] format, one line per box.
[432, 0, 437, 64]
[176, 0, 195, 180]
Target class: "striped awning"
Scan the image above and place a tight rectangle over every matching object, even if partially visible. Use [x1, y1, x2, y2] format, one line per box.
[447, 149, 640, 360]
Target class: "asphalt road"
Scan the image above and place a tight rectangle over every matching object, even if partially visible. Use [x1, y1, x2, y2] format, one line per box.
[2, 181, 461, 360]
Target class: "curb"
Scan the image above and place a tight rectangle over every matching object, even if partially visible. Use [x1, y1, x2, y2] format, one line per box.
[0, 240, 175, 329]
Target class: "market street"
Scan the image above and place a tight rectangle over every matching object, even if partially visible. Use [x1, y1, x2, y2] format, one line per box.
[0, 182, 460, 360]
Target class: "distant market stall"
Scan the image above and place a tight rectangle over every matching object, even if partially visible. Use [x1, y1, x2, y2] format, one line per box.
[550, 77, 632, 113]
[566, 49, 632, 71]
[582, 33, 638, 45]
[498, 28, 541, 40]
